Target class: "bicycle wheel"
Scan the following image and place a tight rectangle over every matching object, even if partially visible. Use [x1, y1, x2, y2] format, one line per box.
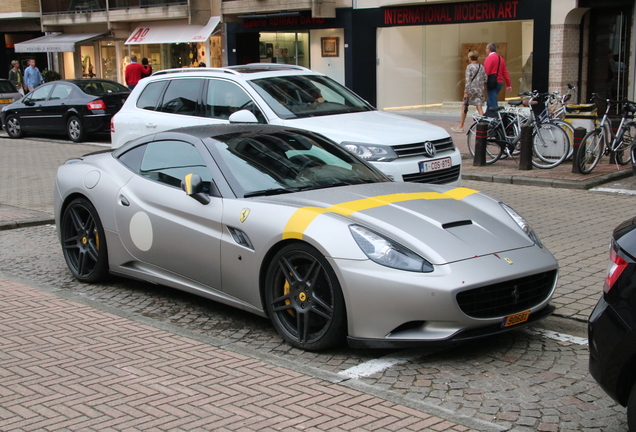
[576, 129, 604, 174]
[613, 122, 635, 165]
[500, 112, 523, 156]
[467, 121, 504, 162]
[552, 119, 575, 159]
[532, 122, 570, 169]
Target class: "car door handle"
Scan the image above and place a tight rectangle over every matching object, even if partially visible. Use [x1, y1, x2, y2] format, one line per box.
[145, 122, 157, 128]
[120, 196, 130, 206]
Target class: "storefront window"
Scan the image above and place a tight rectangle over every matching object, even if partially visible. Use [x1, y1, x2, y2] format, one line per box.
[259, 32, 309, 68]
[376, 20, 533, 114]
[80, 46, 97, 78]
[101, 43, 117, 81]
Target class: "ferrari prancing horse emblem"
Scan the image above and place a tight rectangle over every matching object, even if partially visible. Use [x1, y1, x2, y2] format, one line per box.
[240, 208, 251, 223]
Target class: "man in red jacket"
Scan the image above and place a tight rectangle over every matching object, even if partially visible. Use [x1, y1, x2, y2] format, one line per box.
[125, 55, 144, 90]
[484, 43, 511, 113]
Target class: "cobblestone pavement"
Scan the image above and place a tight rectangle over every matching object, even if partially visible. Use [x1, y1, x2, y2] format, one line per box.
[0, 133, 633, 431]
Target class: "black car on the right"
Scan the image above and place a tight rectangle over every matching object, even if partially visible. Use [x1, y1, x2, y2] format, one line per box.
[589, 216, 636, 429]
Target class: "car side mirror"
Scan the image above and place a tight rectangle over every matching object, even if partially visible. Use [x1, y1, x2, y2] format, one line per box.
[181, 173, 210, 205]
[24, 99, 35, 106]
[229, 109, 258, 124]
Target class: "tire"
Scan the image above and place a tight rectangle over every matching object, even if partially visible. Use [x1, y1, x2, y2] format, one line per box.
[552, 119, 575, 159]
[265, 243, 346, 351]
[614, 122, 636, 165]
[532, 122, 570, 169]
[60, 197, 109, 283]
[5, 115, 24, 139]
[577, 129, 604, 174]
[467, 122, 505, 164]
[67, 116, 85, 142]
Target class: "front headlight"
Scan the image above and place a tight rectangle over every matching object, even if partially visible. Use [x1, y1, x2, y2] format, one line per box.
[500, 202, 543, 248]
[349, 225, 433, 272]
[341, 142, 397, 162]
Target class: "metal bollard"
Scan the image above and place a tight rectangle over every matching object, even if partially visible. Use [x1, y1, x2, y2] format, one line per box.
[518, 124, 533, 170]
[571, 127, 586, 174]
[472, 121, 488, 166]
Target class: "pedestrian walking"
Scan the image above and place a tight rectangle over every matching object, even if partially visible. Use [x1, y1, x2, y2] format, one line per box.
[8, 60, 25, 96]
[24, 59, 44, 92]
[451, 51, 487, 133]
[125, 55, 144, 90]
[484, 43, 511, 113]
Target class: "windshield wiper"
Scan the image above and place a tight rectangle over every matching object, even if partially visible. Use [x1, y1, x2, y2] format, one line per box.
[243, 188, 296, 198]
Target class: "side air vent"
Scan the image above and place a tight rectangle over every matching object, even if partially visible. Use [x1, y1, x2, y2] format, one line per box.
[227, 227, 254, 250]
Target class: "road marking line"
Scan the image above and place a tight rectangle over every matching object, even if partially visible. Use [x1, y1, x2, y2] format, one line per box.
[338, 355, 415, 379]
[340, 329, 587, 380]
[526, 328, 588, 345]
[591, 187, 636, 195]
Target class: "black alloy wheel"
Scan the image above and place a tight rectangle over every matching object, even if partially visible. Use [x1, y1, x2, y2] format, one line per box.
[60, 198, 109, 282]
[265, 243, 346, 351]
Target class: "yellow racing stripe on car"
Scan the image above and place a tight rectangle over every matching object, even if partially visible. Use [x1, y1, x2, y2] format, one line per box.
[283, 187, 478, 239]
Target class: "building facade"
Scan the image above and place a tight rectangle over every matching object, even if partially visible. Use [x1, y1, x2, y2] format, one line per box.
[3, 0, 634, 114]
[1, 0, 47, 79]
[11, 0, 222, 85]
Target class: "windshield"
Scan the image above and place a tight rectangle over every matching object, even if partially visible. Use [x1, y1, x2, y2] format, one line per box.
[209, 129, 389, 197]
[248, 75, 374, 119]
[74, 80, 129, 95]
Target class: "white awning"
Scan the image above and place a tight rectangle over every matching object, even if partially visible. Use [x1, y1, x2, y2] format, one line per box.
[14, 32, 106, 53]
[125, 16, 220, 45]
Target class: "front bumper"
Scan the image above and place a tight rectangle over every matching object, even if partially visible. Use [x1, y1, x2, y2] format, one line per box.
[331, 244, 558, 347]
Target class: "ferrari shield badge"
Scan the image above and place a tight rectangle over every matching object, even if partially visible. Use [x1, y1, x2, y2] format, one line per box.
[240, 208, 251, 223]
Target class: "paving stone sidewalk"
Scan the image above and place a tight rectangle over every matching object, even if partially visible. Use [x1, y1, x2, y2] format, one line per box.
[0, 275, 492, 432]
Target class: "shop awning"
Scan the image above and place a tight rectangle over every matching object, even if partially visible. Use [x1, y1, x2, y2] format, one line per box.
[14, 32, 106, 53]
[125, 16, 220, 45]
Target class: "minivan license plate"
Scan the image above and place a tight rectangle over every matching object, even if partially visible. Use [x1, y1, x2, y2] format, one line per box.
[501, 310, 530, 328]
[419, 157, 451, 173]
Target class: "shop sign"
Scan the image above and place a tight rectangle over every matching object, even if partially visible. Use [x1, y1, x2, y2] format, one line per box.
[243, 16, 327, 28]
[384, 0, 521, 26]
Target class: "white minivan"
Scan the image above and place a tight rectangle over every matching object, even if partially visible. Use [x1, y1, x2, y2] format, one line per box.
[111, 64, 461, 185]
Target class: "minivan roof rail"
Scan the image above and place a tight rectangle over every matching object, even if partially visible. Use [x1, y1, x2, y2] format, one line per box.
[151, 67, 241, 77]
[227, 63, 312, 72]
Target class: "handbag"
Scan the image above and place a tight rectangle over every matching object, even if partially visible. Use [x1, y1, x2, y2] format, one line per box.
[487, 55, 500, 90]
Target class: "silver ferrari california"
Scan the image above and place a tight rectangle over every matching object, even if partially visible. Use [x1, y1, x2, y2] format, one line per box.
[54, 124, 558, 351]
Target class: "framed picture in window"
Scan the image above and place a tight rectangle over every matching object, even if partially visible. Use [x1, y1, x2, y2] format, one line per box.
[321, 37, 339, 57]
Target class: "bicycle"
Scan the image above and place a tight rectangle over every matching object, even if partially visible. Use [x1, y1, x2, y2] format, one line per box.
[575, 94, 636, 174]
[467, 91, 571, 168]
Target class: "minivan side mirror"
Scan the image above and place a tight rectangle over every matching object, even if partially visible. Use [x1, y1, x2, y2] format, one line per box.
[181, 173, 210, 205]
[229, 109, 258, 124]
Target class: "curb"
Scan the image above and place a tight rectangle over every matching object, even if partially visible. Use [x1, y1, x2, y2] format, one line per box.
[462, 166, 633, 190]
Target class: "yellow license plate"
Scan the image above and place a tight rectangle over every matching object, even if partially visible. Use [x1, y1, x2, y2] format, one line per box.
[502, 310, 530, 328]
[0, 99, 12, 104]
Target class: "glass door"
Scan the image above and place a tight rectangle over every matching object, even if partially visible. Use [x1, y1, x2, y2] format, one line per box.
[587, 6, 632, 103]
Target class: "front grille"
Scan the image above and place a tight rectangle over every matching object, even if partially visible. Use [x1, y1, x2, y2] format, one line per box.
[392, 137, 455, 158]
[402, 164, 461, 184]
[456, 270, 557, 319]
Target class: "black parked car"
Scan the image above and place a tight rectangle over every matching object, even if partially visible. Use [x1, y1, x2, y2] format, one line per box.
[1, 79, 129, 142]
[589, 217, 636, 429]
